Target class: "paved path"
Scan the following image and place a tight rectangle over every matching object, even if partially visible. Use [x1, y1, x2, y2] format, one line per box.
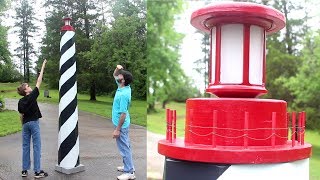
[147, 132, 164, 180]
[0, 99, 146, 180]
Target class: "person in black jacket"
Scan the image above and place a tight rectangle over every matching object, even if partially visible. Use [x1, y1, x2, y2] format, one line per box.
[17, 59, 48, 179]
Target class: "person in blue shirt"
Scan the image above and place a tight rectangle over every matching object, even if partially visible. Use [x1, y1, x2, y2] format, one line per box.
[112, 65, 135, 180]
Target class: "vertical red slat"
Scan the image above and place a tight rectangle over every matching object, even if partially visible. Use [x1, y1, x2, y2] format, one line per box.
[298, 112, 302, 143]
[244, 112, 249, 149]
[302, 111, 306, 145]
[215, 25, 221, 84]
[212, 110, 218, 148]
[286, 112, 289, 140]
[173, 110, 177, 141]
[166, 109, 170, 141]
[262, 31, 266, 84]
[169, 110, 173, 143]
[292, 112, 296, 147]
[189, 109, 194, 144]
[272, 112, 276, 148]
[243, 25, 250, 85]
[209, 29, 213, 84]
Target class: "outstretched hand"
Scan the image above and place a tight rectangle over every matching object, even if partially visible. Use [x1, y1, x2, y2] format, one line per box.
[117, 65, 123, 70]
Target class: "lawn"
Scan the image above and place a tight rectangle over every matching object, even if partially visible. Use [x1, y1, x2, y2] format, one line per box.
[0, 82, 146, 127]
[148, 101, 320, 179]
[147, 102, 186, 137]
[0, 110, 21, 137]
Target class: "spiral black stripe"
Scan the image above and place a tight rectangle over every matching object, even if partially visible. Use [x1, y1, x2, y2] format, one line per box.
[60, 35, 74, 55]
[59, 97, 77, 129]
[58, 123, 79, 165]
[59, 74, 76, 100]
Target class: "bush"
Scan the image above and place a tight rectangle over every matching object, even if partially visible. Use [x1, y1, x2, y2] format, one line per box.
[0, 95, 5, 111]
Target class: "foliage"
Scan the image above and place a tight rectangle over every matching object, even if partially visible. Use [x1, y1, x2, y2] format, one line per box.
[147, 0, 189, 112]
[41, 0, 146, 100]
[261, 0, 308, 105]
[193, 32, 209, 96]
[0, 95, 5, 111]
[84, 0, 146, 99]
[284, 31, 320, 129]
[14, 0, 38, 82]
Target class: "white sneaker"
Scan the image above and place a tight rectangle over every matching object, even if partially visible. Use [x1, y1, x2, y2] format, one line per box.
[117, 166, 124, 172]
[117, 172, 136, 180]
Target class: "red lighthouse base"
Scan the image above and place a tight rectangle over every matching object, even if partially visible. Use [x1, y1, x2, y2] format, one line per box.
[159, 98, 312, 164]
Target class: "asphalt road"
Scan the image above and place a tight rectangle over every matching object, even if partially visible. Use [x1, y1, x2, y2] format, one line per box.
[0, 99, 146, 180]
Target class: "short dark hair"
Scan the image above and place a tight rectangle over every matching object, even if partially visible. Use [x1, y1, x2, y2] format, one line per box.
[119, 70, 133, 86]
[17, 83, 28, 96]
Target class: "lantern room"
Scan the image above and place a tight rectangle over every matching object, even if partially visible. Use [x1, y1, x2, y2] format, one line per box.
[191, 2, 286, 98]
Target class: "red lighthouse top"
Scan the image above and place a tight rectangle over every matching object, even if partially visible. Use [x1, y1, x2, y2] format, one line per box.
[190, 2, 286, 98]
[61, 17, 75, 32]
[191, 2, 285, 35]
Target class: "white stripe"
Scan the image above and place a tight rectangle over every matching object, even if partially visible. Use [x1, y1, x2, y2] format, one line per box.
[59, 43, 75, 69]
[60, 31, 75, 50]
[59, 136, 80, 169]
[58, 106, 78, 149]
[59, 62, 76, 90]
[59, 82, 77, 115]
[218, 158, 309, 180]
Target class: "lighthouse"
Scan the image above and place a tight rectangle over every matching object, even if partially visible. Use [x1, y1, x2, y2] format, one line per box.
[158, 2, 312, 180]
[55, 17, 85, 174]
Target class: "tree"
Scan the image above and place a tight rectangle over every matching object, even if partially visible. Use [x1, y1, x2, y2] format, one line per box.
[14, 0, 38, 83]
[193, 32, 209, 96]
[40, 0, 99, 100]
[147, 0, 187, 112]
[283, 31, 320, 129]
[0, 0, 21, 82]
[85, 0, 146, 99]
[257, 0, 307, 106]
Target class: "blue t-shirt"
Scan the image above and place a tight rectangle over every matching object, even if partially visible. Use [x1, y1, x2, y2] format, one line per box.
[112, 80, 131, 128]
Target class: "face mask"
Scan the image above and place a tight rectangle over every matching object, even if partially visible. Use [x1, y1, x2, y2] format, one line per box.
[117, 78, 123, 83]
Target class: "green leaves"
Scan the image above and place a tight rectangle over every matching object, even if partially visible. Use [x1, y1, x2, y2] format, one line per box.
[147, 0, 194, 111]
[40, 0, 146, 99]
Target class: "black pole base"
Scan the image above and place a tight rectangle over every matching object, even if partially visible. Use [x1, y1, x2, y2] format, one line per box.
[163, 157, 230, 180]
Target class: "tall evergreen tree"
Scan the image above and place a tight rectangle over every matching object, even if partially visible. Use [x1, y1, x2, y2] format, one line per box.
[14, 0, 38, 82]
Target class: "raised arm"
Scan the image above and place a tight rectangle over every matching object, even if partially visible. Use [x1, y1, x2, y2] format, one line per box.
[36, 59, 47, 89]
[113, 65, 123, 79]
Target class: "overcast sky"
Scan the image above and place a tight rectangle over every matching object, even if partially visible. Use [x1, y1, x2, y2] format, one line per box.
[2, 0, 46, 73]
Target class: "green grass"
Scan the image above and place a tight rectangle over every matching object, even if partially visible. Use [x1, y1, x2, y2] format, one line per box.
[306, 130, 320, 180]
[148, 102, 320, 179]
[0, 82, 146, 127]
[147, 102, 186, 137]
[0, 110, 21, 136]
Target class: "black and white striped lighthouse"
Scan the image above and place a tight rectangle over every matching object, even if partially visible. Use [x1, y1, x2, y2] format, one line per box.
[55, 17, 85, 174]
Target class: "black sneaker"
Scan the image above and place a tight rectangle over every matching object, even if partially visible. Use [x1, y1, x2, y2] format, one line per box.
[21, 170, 28, 177]
[34, 170, 48, 179]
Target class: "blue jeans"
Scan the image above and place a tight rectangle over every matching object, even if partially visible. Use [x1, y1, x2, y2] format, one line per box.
[22, 120, 41, 172]
[116, 127, 135, 173]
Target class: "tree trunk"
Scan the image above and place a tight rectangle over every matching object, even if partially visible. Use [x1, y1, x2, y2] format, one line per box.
[26, 36, 30, 83]
[90, 80, 96, 101]
[162, 100, 169, 109]
[282, 0, 293, 55]
[148, 103, 156, 113]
